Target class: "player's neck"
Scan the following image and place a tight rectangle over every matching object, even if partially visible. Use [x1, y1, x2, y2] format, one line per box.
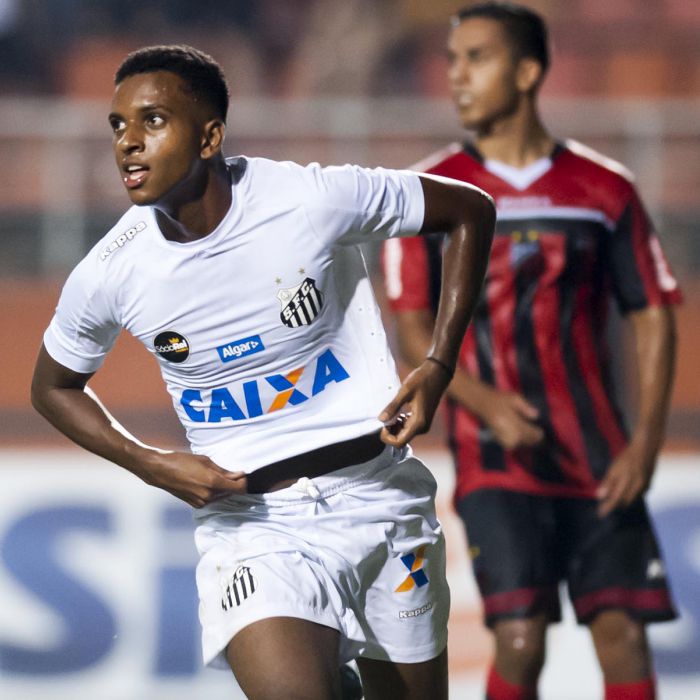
[155, 160, 232, 243]
[474, 107, 554, 169]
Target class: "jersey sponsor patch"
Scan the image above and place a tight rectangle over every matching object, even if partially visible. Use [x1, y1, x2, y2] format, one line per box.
[216, 335, 265, 363]
[99, 221, 146, 260]
[221, 566, 257, 611]
[277, 277, 323, 328]
[180, 347, 349, 423]
[153, 331, 190, 363]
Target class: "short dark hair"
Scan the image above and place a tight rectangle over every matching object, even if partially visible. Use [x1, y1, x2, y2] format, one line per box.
[453, 2, 550, 76]
[115, 45, 230, 122]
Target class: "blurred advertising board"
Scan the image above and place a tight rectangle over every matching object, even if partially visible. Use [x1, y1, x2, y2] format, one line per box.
[0, 449, 698, 699]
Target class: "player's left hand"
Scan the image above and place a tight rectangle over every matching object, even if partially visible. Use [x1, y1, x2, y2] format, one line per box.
[378, 359, 452, 447]
[596, 438, 657, 517]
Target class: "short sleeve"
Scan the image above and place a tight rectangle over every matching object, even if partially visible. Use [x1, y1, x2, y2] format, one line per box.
[43, 257, 121, 373]
[301, 163, 425, 247]
[382, 235, 436, 313]
[606, 187, 682, 314]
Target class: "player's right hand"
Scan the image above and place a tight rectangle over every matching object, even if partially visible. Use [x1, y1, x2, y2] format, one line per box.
[379, 358, 452, 448]
[481, 390, 544, 450]
[138, 451, 247, 508]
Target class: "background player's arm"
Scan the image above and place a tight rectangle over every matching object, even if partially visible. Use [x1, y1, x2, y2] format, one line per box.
[31, 346, 246, 507]
[596, 305, 677, 516]
[393, 308, 544, 450]
[380, 174, 495, 446]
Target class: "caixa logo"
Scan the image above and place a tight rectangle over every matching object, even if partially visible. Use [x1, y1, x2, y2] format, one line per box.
[180, 348, 349, 423]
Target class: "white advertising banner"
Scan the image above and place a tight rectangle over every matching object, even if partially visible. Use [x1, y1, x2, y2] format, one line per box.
[0, 449, 698, 699]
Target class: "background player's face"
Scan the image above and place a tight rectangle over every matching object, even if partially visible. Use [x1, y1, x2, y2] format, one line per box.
[447, 17, 524, 133]
[109, 71, 209, 207]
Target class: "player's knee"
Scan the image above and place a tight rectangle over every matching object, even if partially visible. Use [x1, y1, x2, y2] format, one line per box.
[590, 610, 651, 679]
[493, 619, 546, 680]
[591, 610, 648, 653]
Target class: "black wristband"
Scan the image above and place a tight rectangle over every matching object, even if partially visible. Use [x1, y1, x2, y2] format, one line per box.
[426, 356, 455, 379]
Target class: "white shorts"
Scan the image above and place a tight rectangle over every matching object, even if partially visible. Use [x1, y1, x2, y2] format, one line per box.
[193, 444, 450, 669]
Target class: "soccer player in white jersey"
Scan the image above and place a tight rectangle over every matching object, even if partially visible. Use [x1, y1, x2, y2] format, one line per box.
[31, 45, 495, 700]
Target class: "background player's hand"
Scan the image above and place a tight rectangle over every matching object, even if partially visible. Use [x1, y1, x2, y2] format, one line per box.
[140, 451, 247, 508]
[378, 359, 452, 447]
[479, 389, 544, 450]
[596, 438, 656, 517]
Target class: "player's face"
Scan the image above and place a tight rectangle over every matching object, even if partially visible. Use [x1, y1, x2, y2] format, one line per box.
[447, 18, 523, 132]
[109, 71, 209, 207]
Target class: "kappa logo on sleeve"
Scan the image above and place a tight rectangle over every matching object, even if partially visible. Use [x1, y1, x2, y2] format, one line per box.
[100, 221, 146, 260]
[154, 331, 190, 363]
[277, 277, 324, 328]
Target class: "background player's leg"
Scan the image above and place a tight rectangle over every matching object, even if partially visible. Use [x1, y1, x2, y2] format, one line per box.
[356, 647, 448, 700]
[226, 616, 343, 700]
[492, 614, 548, 686]
[589, 610, 653, 684]
[483, 614, 548, 699]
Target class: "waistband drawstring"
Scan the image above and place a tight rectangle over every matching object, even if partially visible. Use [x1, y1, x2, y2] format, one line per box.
[293, 476, 321, 499]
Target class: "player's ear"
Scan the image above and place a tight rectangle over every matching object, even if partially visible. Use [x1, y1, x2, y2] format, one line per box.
[200, 119, 225, 159]
[516, 57, 543, 94]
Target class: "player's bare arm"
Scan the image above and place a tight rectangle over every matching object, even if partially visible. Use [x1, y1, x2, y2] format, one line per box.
[393, 308, 544, 450]
[31, 346, 246, 507]
[380, 174, 495, 447]
[597, 305, 677, 516]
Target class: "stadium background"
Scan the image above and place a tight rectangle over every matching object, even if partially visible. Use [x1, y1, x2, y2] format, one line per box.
[0, 1, 698, 697]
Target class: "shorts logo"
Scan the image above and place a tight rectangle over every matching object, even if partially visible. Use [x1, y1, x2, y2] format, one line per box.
[100, 221, 146, 260]
[647, 559, 666, 580]
[153, 331, 190, 363]
[278, 277, 323, 328]
[221, 566, 257, 611]
[395, 546, 429, 592]
[399, 602, 433, 619]
[216, 335, 265, 363]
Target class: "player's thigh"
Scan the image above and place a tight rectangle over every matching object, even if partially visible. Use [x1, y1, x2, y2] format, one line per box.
[226, 616, 342, 700]
[357, 648, 448, 700]
[456, 489, 562, 625]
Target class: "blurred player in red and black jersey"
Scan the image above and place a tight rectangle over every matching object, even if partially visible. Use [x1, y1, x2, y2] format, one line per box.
[383, 3, 681, 699]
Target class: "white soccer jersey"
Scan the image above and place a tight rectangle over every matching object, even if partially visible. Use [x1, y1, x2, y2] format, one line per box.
[44, 157, 425, 472]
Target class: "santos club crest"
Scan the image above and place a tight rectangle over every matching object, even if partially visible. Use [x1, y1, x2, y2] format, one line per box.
[277, 277, 324, 328]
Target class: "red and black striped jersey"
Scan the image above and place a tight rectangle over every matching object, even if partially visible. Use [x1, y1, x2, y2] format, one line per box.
[383, 140, 682, 500]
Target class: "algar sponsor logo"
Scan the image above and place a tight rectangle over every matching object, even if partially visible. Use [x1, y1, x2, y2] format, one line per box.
[100, 221, 146, 260]
[180, 348, 349, 423]
[216, 335, 265, 363]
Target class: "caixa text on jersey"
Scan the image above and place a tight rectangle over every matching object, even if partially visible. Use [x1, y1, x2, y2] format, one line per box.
[179, 348, 349, 423]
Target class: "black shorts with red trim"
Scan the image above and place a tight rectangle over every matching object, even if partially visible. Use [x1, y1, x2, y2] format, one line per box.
[456, 488, 677, 627]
